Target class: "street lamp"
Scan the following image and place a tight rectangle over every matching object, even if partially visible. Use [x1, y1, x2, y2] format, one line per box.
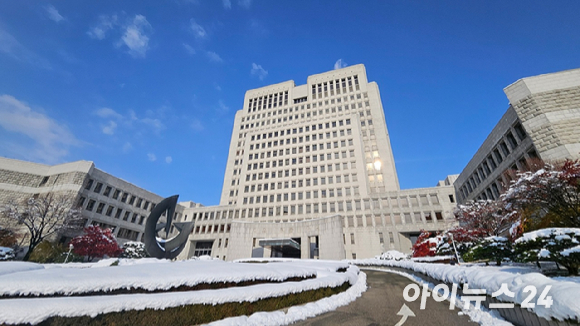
[64, 243, 74, 263]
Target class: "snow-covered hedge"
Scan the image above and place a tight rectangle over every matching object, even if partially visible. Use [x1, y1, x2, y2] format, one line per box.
[515, 228, 580, 275]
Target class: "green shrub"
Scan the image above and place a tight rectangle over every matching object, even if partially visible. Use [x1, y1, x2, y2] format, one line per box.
[28, 241, 83, 264]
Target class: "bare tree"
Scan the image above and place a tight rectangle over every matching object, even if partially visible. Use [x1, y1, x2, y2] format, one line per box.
[1, 194, 83, 261]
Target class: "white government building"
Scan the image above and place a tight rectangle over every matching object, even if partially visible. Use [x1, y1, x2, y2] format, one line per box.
[176, 64, 458, 261]
[5, 66, 578, 261]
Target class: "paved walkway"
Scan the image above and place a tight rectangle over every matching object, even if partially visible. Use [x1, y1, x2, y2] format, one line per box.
[294, 269, 475, 326]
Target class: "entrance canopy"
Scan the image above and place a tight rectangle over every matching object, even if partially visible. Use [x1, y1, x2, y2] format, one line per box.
[259, 238, 300, 250]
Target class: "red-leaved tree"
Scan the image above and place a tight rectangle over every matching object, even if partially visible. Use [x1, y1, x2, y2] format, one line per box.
[503, 159, 580, 230]
[454, 199, 517, 237]
[412, 230, 438, 257]
[70, 226, 122, 261]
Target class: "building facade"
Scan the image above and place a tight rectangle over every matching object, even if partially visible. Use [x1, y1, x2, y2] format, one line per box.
[455, 68, 580, 204]
[0, 157, 164, 243]
[178, 65, 458, 261]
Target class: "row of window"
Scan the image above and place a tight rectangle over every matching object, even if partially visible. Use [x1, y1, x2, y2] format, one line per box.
[311, 75, 360, 100]
[247, 129, 354, 153]
[248, 139, 355, 160]
[247, 91, 288, 112]
[458, 122, 529, 202]
[243, 91, 367, 127]
[84, 179, 156, 212]
[245, 93, 364, 124]
[78, 197, 147, 226]
[242, 175, 358, 193]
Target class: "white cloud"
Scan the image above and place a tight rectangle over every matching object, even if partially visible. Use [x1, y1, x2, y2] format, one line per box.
[45, 5, 64, 23]
[238, 0, 252, 9]
[183, 43, 196, 55]
[190, 119, 204, 132]
[217, 100, 229, 114]
[140, 117, 165, 133]
[147, 153, 157, 161]
[119, 15, 152, 58]
[122, 142, 132, 153]
[0, 28, 52, 69]
[206, 51, 223, 63]
[250, 63, 268, 80]
[101, 121, 117, 135]
[0, 94, 78, 163]
[222, 0, 232, 9]
[95, 107, 122, 119]
[334, 59, 347, 70]
[165, 156, 172, 164]
[189, 19, 207, 39]
[87, 14, 118, 40]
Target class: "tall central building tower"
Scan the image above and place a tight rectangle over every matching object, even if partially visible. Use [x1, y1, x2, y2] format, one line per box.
[178, 64, 458, 261]
[220, 64, 399, 209]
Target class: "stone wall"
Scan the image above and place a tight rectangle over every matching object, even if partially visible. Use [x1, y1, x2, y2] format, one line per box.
[512, 86, 580, 161]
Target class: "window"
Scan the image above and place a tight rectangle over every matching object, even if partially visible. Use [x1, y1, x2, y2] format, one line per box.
[96, 202, 105, 214]
[514, 123, 527, 141]
[85, 179, 94, 190]
[94, 183, 103, 193]
[86, 199, 96, 211]
[103, 186, 112, 197]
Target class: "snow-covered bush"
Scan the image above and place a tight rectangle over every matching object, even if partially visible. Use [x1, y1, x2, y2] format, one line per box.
[435, 227, 487, 257]
[412, 230, 442, 258]
[375, 250, 408, 261]
[120, 241, 148, 259]
[463, 236, 512, 266]
[514, 228, 580, 275]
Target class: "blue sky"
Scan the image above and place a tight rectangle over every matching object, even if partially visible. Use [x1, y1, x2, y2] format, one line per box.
[1, 1, 579, 206]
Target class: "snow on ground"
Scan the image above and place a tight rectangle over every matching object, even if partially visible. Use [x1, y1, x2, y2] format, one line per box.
[207, 270, 367, 326]
[364, 268, 513, 326]
[0, 260, 359, 325]
[0, 259, 347, 297]
[0, 261, 44, 276]
[351, 258, 580, 322]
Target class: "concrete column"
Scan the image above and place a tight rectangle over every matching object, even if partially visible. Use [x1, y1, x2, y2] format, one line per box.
[263, 246, 271, 258]
[301, 235, 309, 259]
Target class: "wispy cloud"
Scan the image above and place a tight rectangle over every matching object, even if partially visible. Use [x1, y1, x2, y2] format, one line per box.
[119, 15, 152, 58]
[334, 59, 347, 70]
[165, 156, 173, 164]
[147, 153, 157, 161]
[249, 20, 268, 37]
[0, 94, 79, 163]
[216, 100, 229, 115]
[88, 14, 152, 58]
[238, 0, 252, 9]
[122, 142, 132, 153]
[206, 51, 223, 63]
[0, 28, 52, 69]
[251, 63, 268, 80]
[222, 0, 232, 9]
[183, 43, 196, 55]
[95, 107, 123, 119]
[190, 119, 204, 132]
[94, 107, 166, 135]
[189, 19, 207, 39]
[102, 121, 117, 135]
[87, 14, 118, 40]
[45, 5, 64, 23]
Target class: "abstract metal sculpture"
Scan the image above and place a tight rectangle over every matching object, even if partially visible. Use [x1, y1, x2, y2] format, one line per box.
[143, 195, 195, 259]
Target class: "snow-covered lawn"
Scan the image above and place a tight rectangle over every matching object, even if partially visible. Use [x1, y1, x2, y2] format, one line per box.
[0, 259, 364, 325]
[351, 258, 580, 322]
